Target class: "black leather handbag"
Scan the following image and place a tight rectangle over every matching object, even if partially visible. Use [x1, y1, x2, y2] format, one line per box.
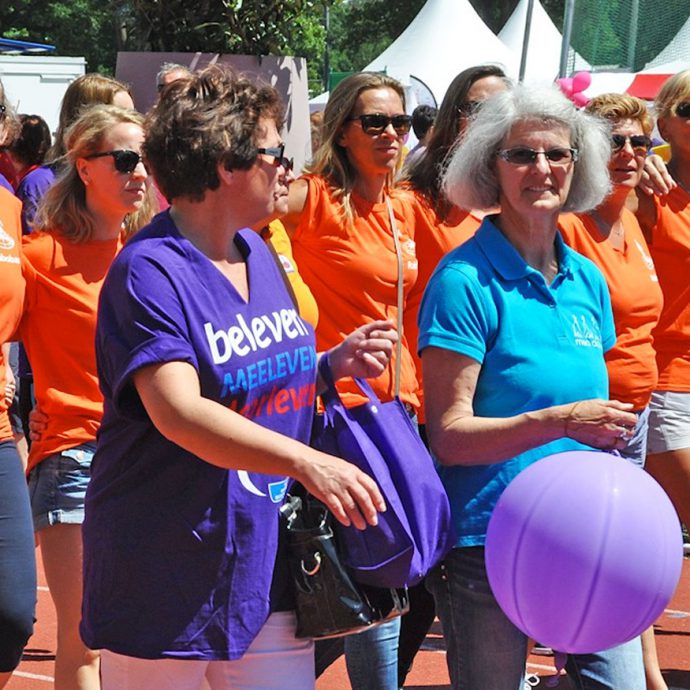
[281, 494, 409, 639]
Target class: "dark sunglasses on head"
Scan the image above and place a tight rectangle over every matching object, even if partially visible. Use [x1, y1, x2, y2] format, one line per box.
[85, 149, 144, 174]
[256, 144, 293, 171]
[348, 113, 412, 136]
[611, 134, 651, 154]
[674, 102, 690, 119]
[497, 146, 579, 165]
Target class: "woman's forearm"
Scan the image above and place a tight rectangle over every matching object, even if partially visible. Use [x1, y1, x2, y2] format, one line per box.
[430, 405, 567, 466]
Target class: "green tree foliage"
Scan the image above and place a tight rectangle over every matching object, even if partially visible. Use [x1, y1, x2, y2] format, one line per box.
[119, 0, 323, 55]
[0, 0, 116, 73]
[1, 0, 688, 87]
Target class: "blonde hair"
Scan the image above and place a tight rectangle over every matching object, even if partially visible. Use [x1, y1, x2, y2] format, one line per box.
[47, 73, 132, 162]
[0, 78, 20, 147]
[307, 72, 406, 225]
[585, 93, 653, 136]
[655, 70, 690, 121]
[35, 105, 156, 242]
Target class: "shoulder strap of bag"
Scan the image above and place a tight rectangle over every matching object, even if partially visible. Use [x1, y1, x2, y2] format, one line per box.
[386, 197, 404, 399]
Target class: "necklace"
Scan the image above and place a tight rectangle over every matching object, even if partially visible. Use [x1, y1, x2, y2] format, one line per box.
[590, 209, 625, 244]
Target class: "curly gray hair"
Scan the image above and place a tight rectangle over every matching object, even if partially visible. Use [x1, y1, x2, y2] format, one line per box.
[442, 84, 611, 213]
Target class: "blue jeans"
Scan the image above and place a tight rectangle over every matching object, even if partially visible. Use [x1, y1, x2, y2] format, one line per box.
[0, 441, 36, 671]
[427, 547, 645, 690]
[344, 617, 400, 690]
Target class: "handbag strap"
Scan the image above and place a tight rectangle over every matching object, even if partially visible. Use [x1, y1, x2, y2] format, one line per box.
[318, 351, 383, 412]
[386, 197, 404, 399]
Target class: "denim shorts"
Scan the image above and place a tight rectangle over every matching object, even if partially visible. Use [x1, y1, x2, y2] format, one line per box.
[28, 441, 96, 531]
[618, 406, 650, 468]
[647, 391, 690, 454]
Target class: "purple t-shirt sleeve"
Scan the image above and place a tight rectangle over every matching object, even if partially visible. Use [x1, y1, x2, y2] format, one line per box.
[16, 167, 55, 234]
[0, 173, 13, 194]
[97, 250, 199, 418]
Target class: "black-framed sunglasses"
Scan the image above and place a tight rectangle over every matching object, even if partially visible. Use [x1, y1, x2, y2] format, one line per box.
[256, 144, 293, 171]
[611, 134, 651, 154]
[348, 113, 412, 136]
[497, 147, 579, 165]
[458, 100, 482, 116]
[674, 102, 690, 119]
[85, 149, 144, 174]
[0, 104, 6, 120]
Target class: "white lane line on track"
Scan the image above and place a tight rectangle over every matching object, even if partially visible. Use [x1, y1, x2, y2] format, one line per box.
[664, 608, 690, 617]
[13, 670, 54, 682]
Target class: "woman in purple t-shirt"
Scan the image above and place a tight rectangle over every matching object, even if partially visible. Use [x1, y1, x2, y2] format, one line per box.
[82, 65, 396, 690]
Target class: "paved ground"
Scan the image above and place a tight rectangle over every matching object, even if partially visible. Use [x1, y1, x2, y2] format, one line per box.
[8, 555, 690, 689]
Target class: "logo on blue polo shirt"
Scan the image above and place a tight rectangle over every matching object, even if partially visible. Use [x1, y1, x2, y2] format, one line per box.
[571, 314, 602, 349]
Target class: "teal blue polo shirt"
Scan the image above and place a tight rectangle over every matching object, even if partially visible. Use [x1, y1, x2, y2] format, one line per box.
[418, 216, 615, 547]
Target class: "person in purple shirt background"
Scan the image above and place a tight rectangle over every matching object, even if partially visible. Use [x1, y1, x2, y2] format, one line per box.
[7, 114, 54, 235]
[82, 64, 397, 690]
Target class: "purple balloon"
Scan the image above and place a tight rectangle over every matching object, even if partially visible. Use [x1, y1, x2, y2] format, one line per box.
[485, 450, 683, 654]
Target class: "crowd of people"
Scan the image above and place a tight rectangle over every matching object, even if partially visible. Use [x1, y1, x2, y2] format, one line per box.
[0, 56, 689, 690]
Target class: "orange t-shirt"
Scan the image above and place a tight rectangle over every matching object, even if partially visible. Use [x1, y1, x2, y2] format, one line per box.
[263, 219, 319, 329]
[643, 187, 690, 390]
[291, 175, 420, 409]
[19, 231, 123, 471]
[559, 211, 663, 409]
[404, 192, 481, 422]
[0, 189, 24, 441]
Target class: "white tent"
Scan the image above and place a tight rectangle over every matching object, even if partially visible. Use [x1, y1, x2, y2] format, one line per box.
[644, 14, 690, 70]
[361, 0, 518, 104]
[499, 0, 589, 83]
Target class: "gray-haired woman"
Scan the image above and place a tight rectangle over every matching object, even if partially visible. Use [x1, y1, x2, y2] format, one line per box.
[417, 85, 645, 689]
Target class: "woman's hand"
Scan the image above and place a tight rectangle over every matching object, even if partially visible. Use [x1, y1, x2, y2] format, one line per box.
[328, 320, 398, 381]
[638, 154, 676, 197]
[29, 403, 47, 442]
[563, 399, 637, 451]
[296, 451, 386, 530]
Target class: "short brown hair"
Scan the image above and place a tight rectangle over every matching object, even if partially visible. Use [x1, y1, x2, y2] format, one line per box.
[585, 93, 653, 136]
[144, 64, 284, 202]
[9, 114, 51, 167]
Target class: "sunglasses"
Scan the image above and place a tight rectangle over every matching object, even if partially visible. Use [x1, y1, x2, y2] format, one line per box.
[674, 102, 690, 119]
[348, 113, 412, 136]
[611, 134, 651, 154]
[458, 100, 482, 116]
[85, 149, 144, 174]
[497, 147, 579, 166]
[256, 144, 293, 171]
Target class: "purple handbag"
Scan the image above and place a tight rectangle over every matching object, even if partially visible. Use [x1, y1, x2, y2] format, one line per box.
[311, 353, 456, 588]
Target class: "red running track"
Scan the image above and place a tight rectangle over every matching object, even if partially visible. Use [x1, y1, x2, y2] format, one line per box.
[8, 554, 690, 689]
